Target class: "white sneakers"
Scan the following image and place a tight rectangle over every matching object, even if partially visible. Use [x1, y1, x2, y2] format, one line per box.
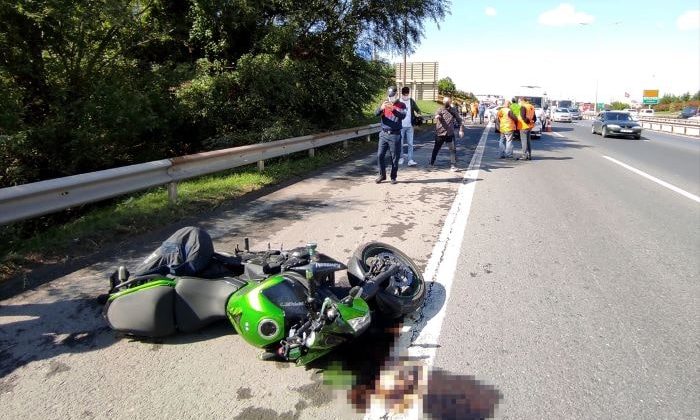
[398, 157, 405, 165]
[450, 165, 458, 172]
[407, 160, 417, 166]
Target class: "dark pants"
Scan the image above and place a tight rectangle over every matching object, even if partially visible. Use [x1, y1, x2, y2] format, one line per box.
[430, 135, 456, 165]
[378, 131, 401, 180]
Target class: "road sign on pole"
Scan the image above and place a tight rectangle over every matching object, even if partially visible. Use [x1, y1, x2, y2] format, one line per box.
[643, 89, 659, 105]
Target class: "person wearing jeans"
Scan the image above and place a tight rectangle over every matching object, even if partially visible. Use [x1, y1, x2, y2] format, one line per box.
[497, 100, 518, 159]
[398, 87, 421, 166]
[374, 87, 406, 184]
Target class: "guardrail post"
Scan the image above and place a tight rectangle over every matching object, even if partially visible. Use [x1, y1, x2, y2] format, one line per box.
[366, 134, 371, 142]
[309, 148, 315, 157]
[257, 160, 265, 171]
[343, 140, 349, 149]
[168, 182, 178, 204]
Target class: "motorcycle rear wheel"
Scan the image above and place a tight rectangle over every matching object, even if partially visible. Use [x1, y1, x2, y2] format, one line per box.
[348, 242, 426, 318]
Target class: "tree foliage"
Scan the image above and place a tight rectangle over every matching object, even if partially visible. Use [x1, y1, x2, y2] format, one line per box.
[0, 0, 449, 187]
[437, 77, 455, 96]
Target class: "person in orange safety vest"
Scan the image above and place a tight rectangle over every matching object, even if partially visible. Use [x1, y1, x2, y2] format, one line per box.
[496, 100, 518, 159]
[518, 97, 536, 160]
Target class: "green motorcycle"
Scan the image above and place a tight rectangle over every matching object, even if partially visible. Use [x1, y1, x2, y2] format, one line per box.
[103, 227, 425, 364]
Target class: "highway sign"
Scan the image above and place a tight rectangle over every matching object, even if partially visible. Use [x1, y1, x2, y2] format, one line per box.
[643, 89, 659, 105]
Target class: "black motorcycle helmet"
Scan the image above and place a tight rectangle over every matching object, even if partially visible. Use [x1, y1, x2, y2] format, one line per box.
[387, 86, 399, 102]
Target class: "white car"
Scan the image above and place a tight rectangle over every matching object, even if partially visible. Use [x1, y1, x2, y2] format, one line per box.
[551, 108, 572, 122]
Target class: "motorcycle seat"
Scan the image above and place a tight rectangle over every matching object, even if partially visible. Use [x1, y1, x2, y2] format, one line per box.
[174, 276, 247, 333]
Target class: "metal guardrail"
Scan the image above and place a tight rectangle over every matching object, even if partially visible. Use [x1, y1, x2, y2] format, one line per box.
[0, 123, 383, 225]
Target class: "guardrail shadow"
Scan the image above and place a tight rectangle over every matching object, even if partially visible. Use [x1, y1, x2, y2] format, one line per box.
[0, 297, 116, 379]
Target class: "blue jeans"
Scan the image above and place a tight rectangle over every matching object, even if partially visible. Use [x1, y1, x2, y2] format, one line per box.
[400, 126, 414, 161]
[378, 131, 401, 180]
[499, 131, 514, 157]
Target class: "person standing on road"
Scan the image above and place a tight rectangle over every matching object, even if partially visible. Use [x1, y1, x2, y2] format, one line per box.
[478, 102, 486, 124]
[518, 97, 536, 160]
[399, 87, 421, 167]
[470, 101, 478, 123]
[430, 96, 463, 171]
[374, 87, 407, 184]
[497, 100, 518, 159]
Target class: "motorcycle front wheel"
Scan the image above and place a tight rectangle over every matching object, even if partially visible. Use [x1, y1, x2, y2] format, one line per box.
[347, 242, 426, 318]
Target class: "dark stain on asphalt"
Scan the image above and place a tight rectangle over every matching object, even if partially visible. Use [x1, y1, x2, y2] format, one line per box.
[236, 387, 252, 400]
[483, 263, 493, 274]
[381, 221, 416, 241]
[293, 378, 333, 407]
[470, 272, 478, 277]
[150, 343, 162, 352]
[0, 374, 17, 394]
[45, 360, 70, 378]
[294, 400, 308, 412]
[81, 410, 95, 418]
[353, 226, 362, 231]
[233, 407, 297, 420]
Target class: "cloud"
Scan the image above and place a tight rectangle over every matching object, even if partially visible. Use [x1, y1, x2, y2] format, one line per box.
[677, 10, 700, 31]
[485, 7, 497, 17]
[538, 3, 595, 26]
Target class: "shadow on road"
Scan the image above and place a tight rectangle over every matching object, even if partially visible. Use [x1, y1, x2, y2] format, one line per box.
[0, 297, 116, 379]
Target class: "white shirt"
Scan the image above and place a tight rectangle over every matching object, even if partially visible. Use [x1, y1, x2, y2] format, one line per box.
[400, 97, 412, 127]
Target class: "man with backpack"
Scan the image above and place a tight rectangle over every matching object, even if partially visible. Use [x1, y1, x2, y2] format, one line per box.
[398, 87, 422, 167]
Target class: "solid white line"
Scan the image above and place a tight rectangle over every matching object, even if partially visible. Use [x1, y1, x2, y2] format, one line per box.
[367, 124, 489, 419]
[544, 131, 564, 138]
[602, 155, 700, 203]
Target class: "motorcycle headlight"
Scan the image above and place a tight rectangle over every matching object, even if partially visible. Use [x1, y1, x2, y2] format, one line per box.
[347, 312, 371, 332]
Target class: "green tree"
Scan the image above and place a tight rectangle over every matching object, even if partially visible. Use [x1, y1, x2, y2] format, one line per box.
[438, 77, 456, 96]
[610, 101, 630, 110]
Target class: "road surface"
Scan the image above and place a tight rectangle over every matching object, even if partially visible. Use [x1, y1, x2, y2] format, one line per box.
[1, 120, 698, 419]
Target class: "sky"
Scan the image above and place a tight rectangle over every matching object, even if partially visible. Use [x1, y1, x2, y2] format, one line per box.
[396, 1, 700, 104]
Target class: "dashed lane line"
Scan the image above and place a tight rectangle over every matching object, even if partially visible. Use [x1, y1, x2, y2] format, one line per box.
[602, 155, 700, 203]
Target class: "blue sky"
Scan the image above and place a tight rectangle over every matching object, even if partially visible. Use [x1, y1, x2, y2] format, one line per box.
[402, 1, 700, 103]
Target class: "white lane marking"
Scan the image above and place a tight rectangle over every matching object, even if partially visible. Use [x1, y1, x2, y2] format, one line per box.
[602, 155, 700, 203]
[545, 131, 564, 138]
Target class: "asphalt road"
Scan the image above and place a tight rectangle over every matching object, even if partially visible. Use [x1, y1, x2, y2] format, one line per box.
[1, 120, 698, 419]
[435, 121, 699, 418]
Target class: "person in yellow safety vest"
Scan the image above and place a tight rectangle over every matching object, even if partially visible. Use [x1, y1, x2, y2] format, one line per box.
[470, 101, 478, 123]
[518, 97, 536, 160]
[496, 100, 518, 159]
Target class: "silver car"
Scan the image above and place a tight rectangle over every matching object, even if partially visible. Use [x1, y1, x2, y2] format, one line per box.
[551, 108, 572, 122]
[568, 108, 582, 120]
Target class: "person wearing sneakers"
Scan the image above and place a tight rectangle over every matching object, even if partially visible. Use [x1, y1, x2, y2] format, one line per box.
[496, 100, 518, 159]
[398, 87, 421, 167]
[430, 96, 463, 171]
[374, 87, 407, 184]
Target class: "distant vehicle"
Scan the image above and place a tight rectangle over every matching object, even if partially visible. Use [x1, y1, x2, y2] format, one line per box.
[638, 108, 655, 116]
[689, 115, 700, 121]
[679, 106, 699, 119]
[591, 111, 642, 139]
[512, 86, 548, 138]
[621, 109, 639, 121]
[551, 108, 572, 122]
[568, 108, 582, 120]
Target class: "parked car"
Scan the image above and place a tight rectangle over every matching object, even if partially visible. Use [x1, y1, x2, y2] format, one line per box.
[638, 108, 655, 117]
[551, 108, 572, 122]
[679, 106, 699, 119]
[568, 108, 582, 120]
[591, 111, 643, 139]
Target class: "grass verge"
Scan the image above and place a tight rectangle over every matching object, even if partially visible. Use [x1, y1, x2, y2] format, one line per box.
[0, 139, 375, 284]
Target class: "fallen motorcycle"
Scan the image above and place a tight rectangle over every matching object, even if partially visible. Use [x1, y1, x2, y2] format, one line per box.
[101, 227, 425, 364]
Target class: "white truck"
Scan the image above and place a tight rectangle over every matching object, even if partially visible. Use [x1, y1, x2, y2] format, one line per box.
[511, 86, 549, 138]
